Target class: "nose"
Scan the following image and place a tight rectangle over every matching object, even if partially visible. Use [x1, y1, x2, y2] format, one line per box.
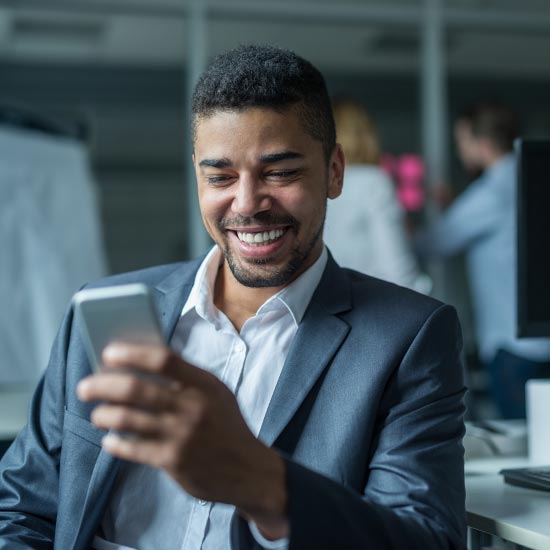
[231, 175, 272, 217]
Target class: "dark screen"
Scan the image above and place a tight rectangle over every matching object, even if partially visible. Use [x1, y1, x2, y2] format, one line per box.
[518, 140, 550, 336]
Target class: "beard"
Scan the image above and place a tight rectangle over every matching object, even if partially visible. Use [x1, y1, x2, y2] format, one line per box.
[217, 211, 325, 288]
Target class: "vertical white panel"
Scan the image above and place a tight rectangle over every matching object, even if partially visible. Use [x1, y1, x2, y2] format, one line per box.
[420, 0, 449, 297]
[185, 0, 211, 259]
[421, 0, 449, 185]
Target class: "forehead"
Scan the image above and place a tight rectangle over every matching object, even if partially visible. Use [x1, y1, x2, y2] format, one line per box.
[193, 107, 317, 155]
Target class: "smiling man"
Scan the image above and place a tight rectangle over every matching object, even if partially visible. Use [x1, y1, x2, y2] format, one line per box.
[0, 45, 466, 550]
[194, 105, 343, 331]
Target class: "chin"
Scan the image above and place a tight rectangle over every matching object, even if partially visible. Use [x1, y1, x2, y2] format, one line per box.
[229, 259, 295, 288]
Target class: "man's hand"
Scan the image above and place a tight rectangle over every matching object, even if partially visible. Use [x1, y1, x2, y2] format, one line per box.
[77, 343, 289, 540]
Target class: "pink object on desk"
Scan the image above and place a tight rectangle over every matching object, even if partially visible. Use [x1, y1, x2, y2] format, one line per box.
[380, 153, 425, 212]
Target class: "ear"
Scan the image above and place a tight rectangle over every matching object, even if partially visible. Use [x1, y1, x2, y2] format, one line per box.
[328, 144, 345, 200]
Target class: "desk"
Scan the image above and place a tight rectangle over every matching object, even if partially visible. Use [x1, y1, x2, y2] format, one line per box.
[467, 473, 550, 550]
[466, 451, 550, 550]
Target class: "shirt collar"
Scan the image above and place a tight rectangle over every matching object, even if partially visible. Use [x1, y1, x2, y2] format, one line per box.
[486, 152, 515, 178]
[181, 245, 328, 327]
[181, 245, 223, 323]
[263, 247, 327, 325]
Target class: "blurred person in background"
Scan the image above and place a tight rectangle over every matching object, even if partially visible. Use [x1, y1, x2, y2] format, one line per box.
[416, 101, 550, 419]
[324, 100, 431, 294]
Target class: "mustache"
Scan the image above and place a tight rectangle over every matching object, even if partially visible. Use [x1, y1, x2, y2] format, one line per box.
[217, 212, 298, 230]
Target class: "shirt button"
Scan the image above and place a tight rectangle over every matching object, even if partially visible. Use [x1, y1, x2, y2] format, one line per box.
[236, 342, 246, 352]
[198, 499, 207, 506]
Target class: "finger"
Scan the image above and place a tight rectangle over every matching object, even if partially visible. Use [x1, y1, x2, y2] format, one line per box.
[77, 371, 179, 411]
[91, 404, 174, 438]
[102, 343, 206, 387]
[102, 343, 171, 373]
[101, 432, 178, 470]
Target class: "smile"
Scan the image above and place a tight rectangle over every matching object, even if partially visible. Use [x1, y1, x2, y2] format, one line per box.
[236, 228, 285, 245]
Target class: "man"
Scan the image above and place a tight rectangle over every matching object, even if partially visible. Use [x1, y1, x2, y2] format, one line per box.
[416, 102, 550, 419]
[0, 45, 466, 549]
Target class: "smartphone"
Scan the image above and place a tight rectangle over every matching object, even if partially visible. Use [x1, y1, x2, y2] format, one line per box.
[72, 283, 164, 372]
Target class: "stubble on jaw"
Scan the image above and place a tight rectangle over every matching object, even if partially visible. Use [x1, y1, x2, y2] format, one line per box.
[218, 215, 325, 289]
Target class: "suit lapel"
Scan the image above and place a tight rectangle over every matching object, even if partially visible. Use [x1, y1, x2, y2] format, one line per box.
[154, 258, 202, 342]
[70, 450, 120, 550]
[259, 256, 352, 447]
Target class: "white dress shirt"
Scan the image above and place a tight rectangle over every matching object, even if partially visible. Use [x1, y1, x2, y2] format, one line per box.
[93, 245, 328, 550]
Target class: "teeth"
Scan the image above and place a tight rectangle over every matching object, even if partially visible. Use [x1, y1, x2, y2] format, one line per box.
[237, 228, 284, 244]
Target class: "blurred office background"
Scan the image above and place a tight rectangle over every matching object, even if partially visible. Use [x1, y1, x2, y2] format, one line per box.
[1, 0, 549, 412]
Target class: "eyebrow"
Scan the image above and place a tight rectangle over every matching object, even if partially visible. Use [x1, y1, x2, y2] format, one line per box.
[198, 151, 304, 169]
[258, 151, 304, 164]
[199, 157, 232, 169]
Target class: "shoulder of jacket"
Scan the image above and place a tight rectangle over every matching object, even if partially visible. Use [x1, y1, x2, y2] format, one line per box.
[345, 268, 445, 316]
[82, 258, 202, 290]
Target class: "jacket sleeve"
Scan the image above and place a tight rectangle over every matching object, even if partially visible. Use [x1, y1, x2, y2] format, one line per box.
[0, 306, 74, 549]
[233, 304, 466, 549]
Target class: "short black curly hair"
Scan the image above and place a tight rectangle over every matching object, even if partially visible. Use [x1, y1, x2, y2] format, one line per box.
[191, 44, 336, 161]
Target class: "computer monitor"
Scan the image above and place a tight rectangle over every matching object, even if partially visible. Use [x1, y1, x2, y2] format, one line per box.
[516, 138, 550, 337]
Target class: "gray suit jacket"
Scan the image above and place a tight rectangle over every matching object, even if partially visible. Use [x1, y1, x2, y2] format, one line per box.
[0, 254, 466, 549]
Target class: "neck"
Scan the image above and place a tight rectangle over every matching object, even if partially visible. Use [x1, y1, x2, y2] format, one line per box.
[484, 149, 508, 169]
[213, 263, 284, 332]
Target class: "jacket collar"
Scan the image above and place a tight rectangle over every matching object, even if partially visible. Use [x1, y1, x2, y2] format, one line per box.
[258, 253, 353, 447]
[152, 257, 204, 341]
[151, 252, 353, 450]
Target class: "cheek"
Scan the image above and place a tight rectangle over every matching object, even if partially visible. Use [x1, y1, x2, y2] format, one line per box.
[281, 189, 327, 229]
[277, 180, 324, 209]
[199, 190, 229, 222]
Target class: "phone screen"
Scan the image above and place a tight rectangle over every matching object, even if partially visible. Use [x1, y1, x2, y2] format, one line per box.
[73, 283, 164, 371]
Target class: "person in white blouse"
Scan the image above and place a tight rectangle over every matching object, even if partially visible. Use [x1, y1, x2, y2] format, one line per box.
[0, 45, 466, 549]
[324, 100, 430, 294]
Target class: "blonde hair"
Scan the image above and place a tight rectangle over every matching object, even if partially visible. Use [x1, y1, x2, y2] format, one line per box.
[332, 100, 381, 165]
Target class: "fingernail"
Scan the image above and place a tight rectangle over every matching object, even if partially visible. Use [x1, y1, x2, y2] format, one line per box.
[102, 433, 119, 448]
[103, 344, 125, 362]
[77, 379, 90, 399]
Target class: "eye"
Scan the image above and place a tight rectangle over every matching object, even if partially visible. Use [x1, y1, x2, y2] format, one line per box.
[206, 175, 232, 186]
[266, 169, 299, 181]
